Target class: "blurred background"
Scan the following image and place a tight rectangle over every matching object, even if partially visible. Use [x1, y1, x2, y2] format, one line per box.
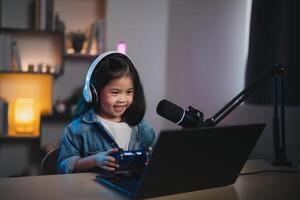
[0, 0, 299, 177]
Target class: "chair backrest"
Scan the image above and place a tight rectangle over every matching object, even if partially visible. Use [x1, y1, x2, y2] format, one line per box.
[41, 146, 61, 175]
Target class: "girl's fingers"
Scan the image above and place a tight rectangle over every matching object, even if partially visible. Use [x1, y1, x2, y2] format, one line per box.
[106, 148, 119, 156]
[104, 158, 119, 168]
[102, 165, 116, 172]
[106, 156, 117, 162]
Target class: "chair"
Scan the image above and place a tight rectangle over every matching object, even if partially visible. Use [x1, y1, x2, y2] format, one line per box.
[41, 145, 61, 175]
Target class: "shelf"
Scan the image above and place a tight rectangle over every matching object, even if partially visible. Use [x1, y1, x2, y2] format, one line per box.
[0, 135, 40, 140]
[0, 27, 63, 34]
[42, 114, 73, 122]
[0, 70, 55, 76]
[64, 53, 97, 59]
[0, 28, 65, 76]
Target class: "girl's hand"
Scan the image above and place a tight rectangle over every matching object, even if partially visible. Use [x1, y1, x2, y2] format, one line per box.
[94, 148, 119, 171]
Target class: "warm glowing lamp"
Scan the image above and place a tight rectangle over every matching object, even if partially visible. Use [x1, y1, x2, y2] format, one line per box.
[0, 72, 52, 137]
[11, 98, 40, 135]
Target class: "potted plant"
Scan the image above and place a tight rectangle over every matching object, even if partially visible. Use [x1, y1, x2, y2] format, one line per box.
[68, 31, 86, 53]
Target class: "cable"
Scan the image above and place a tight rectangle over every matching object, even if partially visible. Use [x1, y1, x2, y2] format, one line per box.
[240, 169, 300, 176]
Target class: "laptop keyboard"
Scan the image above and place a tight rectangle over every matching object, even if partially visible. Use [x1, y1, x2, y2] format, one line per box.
[96, 171, 142, 196]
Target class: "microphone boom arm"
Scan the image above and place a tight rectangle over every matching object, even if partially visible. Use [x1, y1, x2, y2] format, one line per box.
[203, 64, 291, 166]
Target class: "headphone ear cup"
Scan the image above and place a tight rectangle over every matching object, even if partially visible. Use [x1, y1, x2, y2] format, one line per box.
[90, 84, 98, 103]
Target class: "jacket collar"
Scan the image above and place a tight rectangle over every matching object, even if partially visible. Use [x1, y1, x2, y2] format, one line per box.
[82, 108, 98, 123]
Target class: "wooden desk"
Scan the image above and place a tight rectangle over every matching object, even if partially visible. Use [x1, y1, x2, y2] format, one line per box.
[0, 160, 299, 200]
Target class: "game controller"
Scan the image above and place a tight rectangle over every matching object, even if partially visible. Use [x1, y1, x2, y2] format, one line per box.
[112, 148, 151, 171]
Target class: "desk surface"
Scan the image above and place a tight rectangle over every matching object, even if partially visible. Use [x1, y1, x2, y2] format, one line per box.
[0, 160, 299, 200]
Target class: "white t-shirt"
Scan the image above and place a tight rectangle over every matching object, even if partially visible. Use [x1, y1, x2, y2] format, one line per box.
[97, 115, 132, 150]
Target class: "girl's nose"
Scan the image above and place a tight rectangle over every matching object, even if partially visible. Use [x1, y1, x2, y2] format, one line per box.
[117, 93, 127, 102]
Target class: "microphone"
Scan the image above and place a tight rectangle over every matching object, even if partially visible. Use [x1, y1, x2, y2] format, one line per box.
[156, 99, 204, 128]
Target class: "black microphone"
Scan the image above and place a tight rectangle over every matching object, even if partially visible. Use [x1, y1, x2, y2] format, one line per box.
[156, 99, 204, 128]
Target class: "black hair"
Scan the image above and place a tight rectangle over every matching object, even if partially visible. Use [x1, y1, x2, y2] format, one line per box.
[74, 53, 146, 126]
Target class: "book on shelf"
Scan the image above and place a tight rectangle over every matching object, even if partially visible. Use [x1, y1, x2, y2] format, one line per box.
[34, 0, 40, 30]
[0, 98, 8, 135]
[46, 0, 54, 31]
[35, 0, 54, 31]
[0, 1, 2, 27]
[11, 39, 22, 71]
[0, 33, 12, 71]
[40, 0, 46, 30]
[96, 20, 105, 53]
[0, 33, 22, 71]
[86, 20, 105, 55]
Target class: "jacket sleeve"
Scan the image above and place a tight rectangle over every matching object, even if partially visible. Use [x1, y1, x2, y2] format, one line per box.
[140, 120, 156, 148]
[57, 125, 82, 174]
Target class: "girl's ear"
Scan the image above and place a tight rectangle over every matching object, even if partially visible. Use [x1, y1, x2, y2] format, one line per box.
[90, 84, 99, 103]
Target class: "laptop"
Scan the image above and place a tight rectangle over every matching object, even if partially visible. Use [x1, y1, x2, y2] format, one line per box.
[95, 123, 265, 199]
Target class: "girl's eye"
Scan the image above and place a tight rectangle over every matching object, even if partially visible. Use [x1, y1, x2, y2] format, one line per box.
[111, 91, 119, 95]
[127, 90, 134, 95]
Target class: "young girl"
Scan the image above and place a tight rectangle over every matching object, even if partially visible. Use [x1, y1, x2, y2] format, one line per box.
[57, 51, 156, 174]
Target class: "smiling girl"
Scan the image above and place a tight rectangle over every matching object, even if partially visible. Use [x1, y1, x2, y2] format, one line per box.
[57, 51, 155, 174]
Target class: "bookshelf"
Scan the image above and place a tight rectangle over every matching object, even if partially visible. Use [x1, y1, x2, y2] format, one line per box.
[0, 0, 106, 177]
[0, 0, 106, 73]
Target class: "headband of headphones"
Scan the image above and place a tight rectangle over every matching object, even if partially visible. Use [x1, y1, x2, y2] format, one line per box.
[83, 51, 133, 103]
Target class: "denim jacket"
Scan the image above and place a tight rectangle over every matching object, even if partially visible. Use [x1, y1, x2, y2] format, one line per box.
[57, 109, 156, 174]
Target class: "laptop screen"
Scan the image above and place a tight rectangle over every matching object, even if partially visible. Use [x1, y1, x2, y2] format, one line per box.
[134, 124, 265, 199]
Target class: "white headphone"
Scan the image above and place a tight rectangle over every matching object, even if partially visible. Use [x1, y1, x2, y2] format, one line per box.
[83, 51, 132, 103]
